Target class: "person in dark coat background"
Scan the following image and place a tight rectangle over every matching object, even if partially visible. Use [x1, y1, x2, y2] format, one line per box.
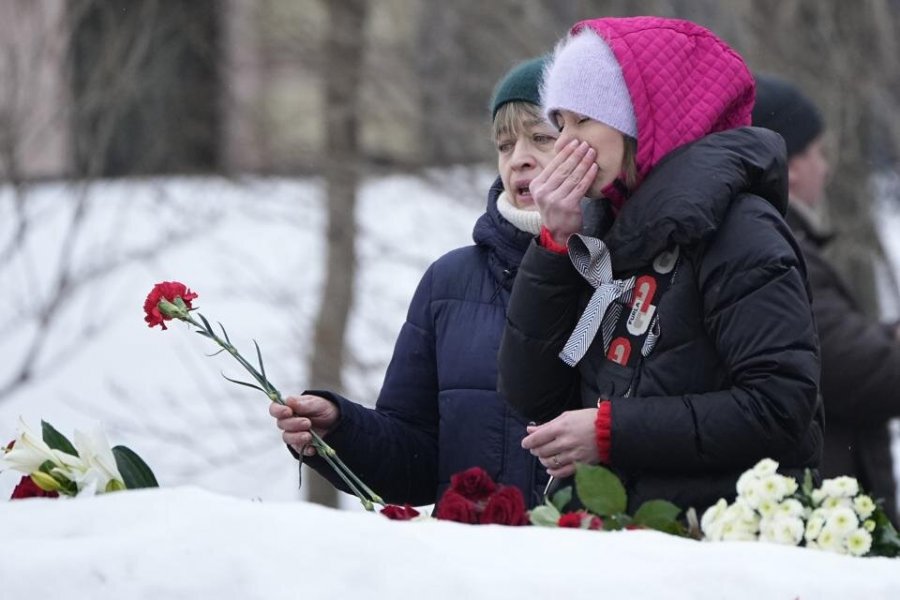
[753, 73, 900, 526]
[268, 57, 559, 508]
[497, 17, 824, 515]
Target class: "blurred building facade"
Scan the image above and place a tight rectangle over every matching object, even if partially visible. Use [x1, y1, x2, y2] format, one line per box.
[4, 1, 899, 191]
[2, 0, 575, 181]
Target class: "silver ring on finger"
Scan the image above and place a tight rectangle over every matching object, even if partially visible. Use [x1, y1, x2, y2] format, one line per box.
[552, 454, 561, 468]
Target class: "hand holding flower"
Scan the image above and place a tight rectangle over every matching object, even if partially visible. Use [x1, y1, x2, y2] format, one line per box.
[144, 281, 383, 510]
[269, 395, 340, 456]
[522, 408, 600, 478]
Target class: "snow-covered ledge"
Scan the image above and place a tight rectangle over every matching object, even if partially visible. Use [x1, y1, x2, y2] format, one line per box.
[2, 487, 899, 599]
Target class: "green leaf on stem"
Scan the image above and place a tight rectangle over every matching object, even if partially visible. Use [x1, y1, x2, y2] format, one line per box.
[221, 373, 268, 393]
[633, 499, 684, 534]
[551, 486, 572, 512]
[41, 420, 79, 457]
[198, 313, 215, 335]
[529, 503, 562, 526]
[253, 340, 267, 381]
[801, 468, 815, 498]
[871, 507, 900, 557]
[575, 463, 627, 516]
[218, 322, 231, 345]
[112, 445, 159, 489]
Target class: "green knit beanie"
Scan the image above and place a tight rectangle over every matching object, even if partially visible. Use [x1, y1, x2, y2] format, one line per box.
[490, 55, 549, 120]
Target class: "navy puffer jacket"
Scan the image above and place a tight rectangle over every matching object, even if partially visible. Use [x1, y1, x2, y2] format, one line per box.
[305, 178, 548, 507]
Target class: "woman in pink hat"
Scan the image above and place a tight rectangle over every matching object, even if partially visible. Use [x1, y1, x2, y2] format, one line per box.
[498, 17, 823, 514]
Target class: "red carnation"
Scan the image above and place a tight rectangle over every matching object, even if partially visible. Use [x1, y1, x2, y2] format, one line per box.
[143, 281, 198, 330]
[380, 504, 421, 521]
[10, 475, 59, 500]
[435, 489, 480, 524]
[449, 467, 497, 502]
[480, 486, 528, 526]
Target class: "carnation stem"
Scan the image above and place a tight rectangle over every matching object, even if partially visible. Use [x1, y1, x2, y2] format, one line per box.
[313, 437, 384, 506]
[180, 311, 383, 510]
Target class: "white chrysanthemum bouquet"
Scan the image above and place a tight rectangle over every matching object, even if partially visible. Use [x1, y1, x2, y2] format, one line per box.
[701, 458, 900, 557]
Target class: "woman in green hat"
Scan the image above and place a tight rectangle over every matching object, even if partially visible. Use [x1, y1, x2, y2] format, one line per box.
[270, 57, 560, 509]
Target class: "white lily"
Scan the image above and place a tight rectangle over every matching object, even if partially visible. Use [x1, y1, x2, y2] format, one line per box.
[1, 417, 81, 475]
[70, 426, 125, 495]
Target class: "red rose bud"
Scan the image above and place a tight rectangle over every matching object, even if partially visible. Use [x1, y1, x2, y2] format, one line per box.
[558, 512, 584, 528]
[558, 511, 603, 530]
[480, 486, 528, 526]
[380, 504, 421, 521]
[143, 281, 198, 330]
[10, 475, 59, 500]
[435, 489, 480, 524]
[449, 467, 497, 502]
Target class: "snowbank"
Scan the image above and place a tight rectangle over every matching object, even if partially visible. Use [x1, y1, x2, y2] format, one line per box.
[2, 487, 899, 599]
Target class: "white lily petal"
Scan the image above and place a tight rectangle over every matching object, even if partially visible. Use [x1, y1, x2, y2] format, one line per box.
[1, 417, 66, 474]
[71, 426, 124, 492]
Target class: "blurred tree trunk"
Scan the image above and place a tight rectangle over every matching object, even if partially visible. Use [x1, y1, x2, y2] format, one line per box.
[305, 0, 368, 508]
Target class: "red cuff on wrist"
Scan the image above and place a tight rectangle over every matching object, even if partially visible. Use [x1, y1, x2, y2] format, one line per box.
[595, 400, 612, 464]
[539, 226, 569, 255]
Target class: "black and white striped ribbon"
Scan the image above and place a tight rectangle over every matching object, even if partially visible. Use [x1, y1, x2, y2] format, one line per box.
[559, 234, 635, 367]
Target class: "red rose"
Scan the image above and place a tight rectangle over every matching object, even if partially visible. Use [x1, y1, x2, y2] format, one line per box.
[558, 512, 584, 528]
[435, 489, 479, 524]
[558, 511, 603, 530]
[380, 504, 421, 521]
[143, 281, 198, 330]
[10, 475, 59, 500]
[449, 467, 497, 502]
[480, 486, 528, 526]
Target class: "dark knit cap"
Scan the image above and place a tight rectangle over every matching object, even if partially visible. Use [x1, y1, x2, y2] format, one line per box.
[751, 74, 824, 158]
[490, 56, 548, 120]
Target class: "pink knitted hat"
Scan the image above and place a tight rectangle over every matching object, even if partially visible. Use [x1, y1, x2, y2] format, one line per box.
[541, 29, 637, 139]
[572, 17, 754, 191]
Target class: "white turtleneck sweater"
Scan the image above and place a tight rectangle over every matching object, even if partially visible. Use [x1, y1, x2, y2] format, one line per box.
[496, 191, 542, 235]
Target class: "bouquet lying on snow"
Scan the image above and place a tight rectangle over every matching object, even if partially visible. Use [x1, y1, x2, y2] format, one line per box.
[417, 460, 900, 559]
[2, 418, 158, 499]
[702, 458, 900, 558]
[383, 464, 689, 535]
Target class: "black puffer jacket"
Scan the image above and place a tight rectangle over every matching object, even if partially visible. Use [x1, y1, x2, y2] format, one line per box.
[498, 128, 824, 513]
[787, 206, 899, 525]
